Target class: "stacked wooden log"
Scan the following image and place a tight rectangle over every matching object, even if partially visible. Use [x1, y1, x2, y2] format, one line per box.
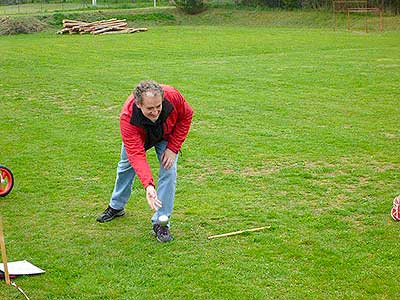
[57, 19, 148, 35]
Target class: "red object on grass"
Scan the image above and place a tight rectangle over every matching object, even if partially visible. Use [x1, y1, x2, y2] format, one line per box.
[391, 196, 400, 221]
[0, 273, 17, 279]
[0, 166, 14, 197]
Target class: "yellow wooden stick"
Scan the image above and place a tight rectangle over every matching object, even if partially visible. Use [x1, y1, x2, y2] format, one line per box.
[208, 226, 270, 240]
[0, 217, 11, 285]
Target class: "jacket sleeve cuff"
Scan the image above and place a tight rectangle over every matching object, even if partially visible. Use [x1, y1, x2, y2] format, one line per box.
[144, 182, 155, 190]
[166, 145, 179, 154]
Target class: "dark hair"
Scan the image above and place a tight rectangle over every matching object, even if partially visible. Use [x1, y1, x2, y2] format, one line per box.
[134, 80, 164, 105]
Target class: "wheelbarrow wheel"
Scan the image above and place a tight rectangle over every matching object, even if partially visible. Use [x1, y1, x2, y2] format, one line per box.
[0, 165, 14, 197]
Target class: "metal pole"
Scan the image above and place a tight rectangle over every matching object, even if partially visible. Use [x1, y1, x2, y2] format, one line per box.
[334, 13, 337, 31]
[333, 2, 337, 31]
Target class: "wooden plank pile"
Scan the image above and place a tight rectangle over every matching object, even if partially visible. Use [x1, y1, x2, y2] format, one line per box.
[57, 19, 148, 35]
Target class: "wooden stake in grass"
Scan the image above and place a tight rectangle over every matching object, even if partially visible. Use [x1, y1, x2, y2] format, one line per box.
[0, 218, 31, 300]
[0, 217, 11, 285]
[207, 226, 270, 240]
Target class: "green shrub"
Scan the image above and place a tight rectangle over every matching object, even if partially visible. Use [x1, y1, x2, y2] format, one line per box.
[174, 0, 207, 14]
[281, 0, 301, 9]
[0, 16, 45, 35]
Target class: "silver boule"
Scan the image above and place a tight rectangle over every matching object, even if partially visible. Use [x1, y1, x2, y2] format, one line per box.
[158, 215, 169, 226]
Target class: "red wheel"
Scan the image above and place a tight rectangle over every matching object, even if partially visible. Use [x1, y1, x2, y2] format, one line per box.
[0, 165, 14, 197]
[392, 205, 400, 221]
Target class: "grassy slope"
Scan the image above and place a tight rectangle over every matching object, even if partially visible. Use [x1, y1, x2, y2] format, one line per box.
[2, 6, 400, 31]
[47, 8, 400, 31]
[0, 10, 400, 300]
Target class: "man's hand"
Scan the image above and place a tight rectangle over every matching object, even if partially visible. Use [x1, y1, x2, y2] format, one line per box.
[161, 148, 176, 170]
[146, 185, 162, 210]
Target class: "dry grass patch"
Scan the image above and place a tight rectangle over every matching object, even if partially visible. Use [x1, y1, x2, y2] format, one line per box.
[0, 16, 45, 35]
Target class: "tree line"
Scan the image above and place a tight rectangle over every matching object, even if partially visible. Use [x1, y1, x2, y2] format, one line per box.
[237, 0, 398, 14]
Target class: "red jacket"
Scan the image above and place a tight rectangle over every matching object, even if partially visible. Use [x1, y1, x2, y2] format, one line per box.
[120, 85, 193, 188]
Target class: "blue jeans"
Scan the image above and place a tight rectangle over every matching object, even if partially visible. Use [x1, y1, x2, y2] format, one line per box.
[109, 141, 178, 227]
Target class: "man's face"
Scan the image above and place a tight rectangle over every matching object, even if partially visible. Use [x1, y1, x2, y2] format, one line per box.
[137, 94, 163, 122]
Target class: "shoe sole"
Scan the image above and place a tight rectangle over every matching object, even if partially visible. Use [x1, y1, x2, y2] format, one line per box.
[156, 236, 173, 243]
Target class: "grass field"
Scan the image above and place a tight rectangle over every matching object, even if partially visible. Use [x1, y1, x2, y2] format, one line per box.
[1, 12, 400, 299]
[0, 0, 170, 15]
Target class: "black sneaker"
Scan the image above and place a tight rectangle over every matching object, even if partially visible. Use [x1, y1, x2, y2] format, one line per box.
[96, 206, 125, 223]
[153, 224, 173, 243]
